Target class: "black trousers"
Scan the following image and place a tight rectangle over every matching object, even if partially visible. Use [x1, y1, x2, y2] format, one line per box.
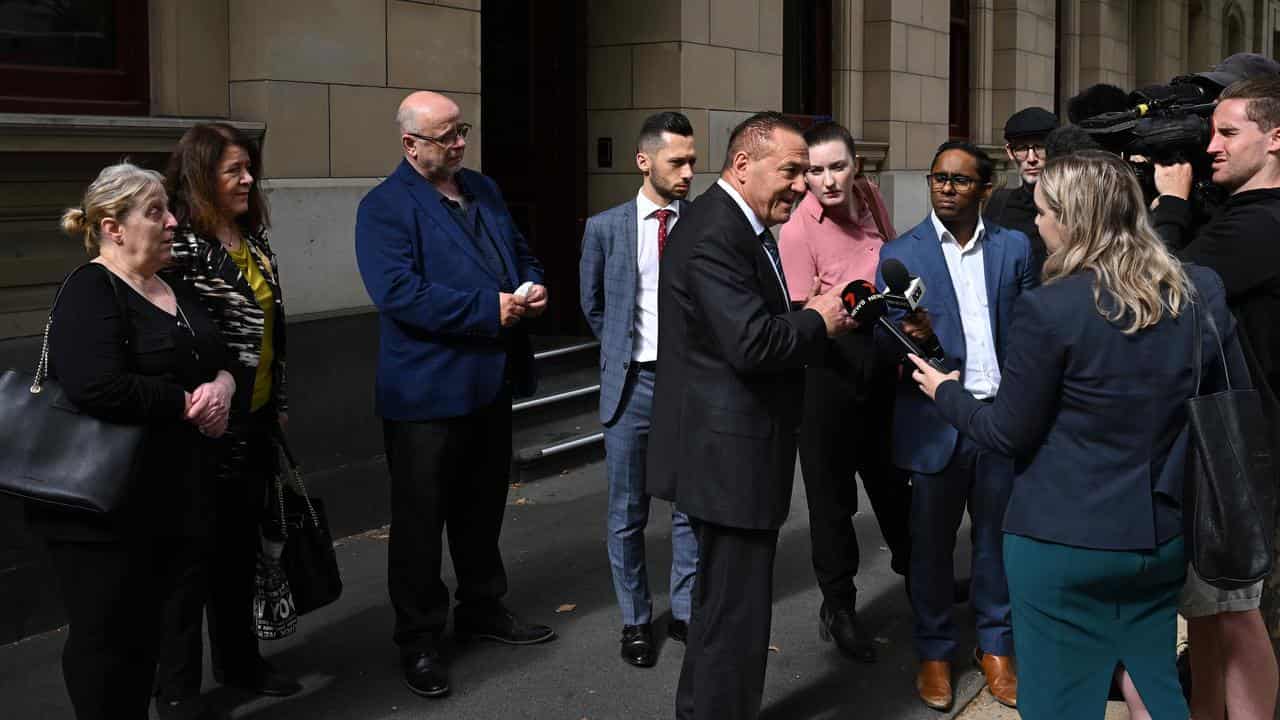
[676, 520, 779, 720]
[47, 537, 188, 720]
[384, 391, 512, 655]
[155, 410, 275, 697]
[798, 349, 912, 608]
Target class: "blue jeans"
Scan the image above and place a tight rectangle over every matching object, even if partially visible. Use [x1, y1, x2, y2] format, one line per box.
[604, 368, 698, 626]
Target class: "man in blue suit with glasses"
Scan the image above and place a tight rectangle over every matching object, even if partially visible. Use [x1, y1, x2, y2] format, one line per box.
[355, 90, 556, 701]
[877, 140, 1037, 712]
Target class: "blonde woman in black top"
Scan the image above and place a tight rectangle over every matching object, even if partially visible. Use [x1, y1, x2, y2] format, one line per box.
[31, 163, 232, 719]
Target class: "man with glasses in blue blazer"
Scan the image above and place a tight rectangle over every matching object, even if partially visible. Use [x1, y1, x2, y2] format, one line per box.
[355, 90, 556, 701]
[877, 140, 1037, 712]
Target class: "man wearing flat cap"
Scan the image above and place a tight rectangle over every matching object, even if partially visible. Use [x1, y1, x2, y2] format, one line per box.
[984, 107, 1058, 273]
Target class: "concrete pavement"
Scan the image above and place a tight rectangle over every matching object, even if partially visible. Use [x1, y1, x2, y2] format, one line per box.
[0, 459, 1001, 719]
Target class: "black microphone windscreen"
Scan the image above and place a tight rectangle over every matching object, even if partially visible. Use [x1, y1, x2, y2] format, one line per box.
[1044, 125, 1105, 158]
[841, 280, 885, 327]
[881, 259, 911, 294]
[1067, 84, 1130, 124]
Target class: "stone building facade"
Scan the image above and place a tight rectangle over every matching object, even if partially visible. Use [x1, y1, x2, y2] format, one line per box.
[0, 0, 1276, 644]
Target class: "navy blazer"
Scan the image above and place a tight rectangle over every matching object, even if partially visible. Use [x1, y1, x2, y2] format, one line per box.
[355, 161, 545, 421]
[579, 196, 688, 425]
[934, 265, 1247, 551]
[877, 218, 1037, 474]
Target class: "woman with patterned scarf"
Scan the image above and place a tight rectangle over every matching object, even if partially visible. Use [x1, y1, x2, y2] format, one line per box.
[152, 122, 302, 715]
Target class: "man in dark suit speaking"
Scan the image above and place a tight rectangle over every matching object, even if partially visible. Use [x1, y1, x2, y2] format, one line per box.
[647, 112, 856, 720]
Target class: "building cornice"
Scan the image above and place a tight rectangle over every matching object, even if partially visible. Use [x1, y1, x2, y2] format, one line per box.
[0, 114, 265, 153]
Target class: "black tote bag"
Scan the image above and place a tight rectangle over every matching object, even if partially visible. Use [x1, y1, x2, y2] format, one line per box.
[1184, 300, 1277, 590]
[0, 266, 146, 512]
[273, 433, 343, 615]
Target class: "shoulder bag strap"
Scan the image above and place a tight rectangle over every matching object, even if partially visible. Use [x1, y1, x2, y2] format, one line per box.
[32, 263, 132, 391]
[1191, 294, 1203, 398]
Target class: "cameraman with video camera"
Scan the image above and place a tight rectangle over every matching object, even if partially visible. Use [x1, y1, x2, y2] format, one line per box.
[1152, 72, 1280, 720]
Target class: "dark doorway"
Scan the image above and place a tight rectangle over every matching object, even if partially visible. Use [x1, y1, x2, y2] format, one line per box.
[482, 1, 589, 338]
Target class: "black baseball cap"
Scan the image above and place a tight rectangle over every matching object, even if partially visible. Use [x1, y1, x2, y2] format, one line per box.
[1197, 53, 1280, 89]
[1004, 107, 1059, 142]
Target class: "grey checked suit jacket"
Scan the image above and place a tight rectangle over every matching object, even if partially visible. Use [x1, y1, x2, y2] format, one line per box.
[579, 196, 688, 425]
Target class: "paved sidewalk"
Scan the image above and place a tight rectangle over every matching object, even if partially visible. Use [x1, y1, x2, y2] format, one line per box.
[0, 460, 998, 719]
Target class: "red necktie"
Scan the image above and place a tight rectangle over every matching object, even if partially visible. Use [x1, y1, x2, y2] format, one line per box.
[655, 209, 673, 256]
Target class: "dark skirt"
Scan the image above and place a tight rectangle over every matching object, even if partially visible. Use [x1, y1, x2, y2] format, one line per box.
[1003, 532, 1187, 720]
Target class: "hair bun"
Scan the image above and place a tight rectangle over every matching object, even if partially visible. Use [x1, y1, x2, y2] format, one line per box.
[60, 206, 87, 236]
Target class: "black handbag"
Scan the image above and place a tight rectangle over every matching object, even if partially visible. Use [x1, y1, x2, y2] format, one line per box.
[0, 266, 147, 512]
[273, 433, 343, 615]
[1184, 299, 1277, 590]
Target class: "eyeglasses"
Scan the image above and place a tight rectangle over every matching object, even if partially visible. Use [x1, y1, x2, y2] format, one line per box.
[407, 123, 472, 147]
[1009, 143, 1047, 161]
[926, 173, 981, 191]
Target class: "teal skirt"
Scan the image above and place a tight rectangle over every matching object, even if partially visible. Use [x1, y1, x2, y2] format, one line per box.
[1003, 533, 1187, 720]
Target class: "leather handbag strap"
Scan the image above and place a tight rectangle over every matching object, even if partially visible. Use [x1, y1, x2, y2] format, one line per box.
[1191, 295, 1232, 398]
[272, 429, 320, 533]
[31, 264, 131, 393]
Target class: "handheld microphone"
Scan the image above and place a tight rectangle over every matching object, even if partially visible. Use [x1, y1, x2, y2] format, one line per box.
[879, 259, 947, 368]
[880, 259, 926, 311]
[840, 279, 887, 330]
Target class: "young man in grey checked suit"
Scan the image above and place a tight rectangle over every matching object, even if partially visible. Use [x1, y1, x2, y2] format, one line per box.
[579, 112, 700, 668]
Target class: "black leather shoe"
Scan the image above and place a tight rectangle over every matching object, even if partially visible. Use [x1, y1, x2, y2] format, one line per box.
[218, 661, 302, 697]
[402, 651, 450, 698]
[620, 624, 657, 667]
[819, 601, 876, 663]
[455, 606, 557, 645]
[667, 619, 688, 644]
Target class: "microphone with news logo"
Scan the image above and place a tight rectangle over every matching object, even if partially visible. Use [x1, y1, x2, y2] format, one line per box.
[880, 259, 946, 364]
[840, 274, 945, 371]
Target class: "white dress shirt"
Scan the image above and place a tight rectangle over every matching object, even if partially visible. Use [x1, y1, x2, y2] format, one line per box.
[716, 178, 788, 303]
[929, 211, 1001, 399]
[633, 190, 679, 362]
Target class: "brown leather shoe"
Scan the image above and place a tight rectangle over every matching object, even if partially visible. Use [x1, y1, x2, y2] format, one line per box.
[915, 660, 953, 711]
[975, 649, 1017, 708]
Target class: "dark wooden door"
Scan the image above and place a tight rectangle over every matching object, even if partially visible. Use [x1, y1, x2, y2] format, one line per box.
[482, 0, 589, 338]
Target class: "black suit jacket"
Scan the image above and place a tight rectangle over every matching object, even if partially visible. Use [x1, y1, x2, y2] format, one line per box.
[933, 265, 1246, 551]
[646, 183, 827, 530]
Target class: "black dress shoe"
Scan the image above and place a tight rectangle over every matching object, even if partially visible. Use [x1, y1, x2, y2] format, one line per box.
[218, 661, 302, 697]
[620, 624, 657, 667]
[818, 601, 876, 663]
[402, 651, 450, 698]
[454, 606, 557, 645]
[667, 619, 688, 644]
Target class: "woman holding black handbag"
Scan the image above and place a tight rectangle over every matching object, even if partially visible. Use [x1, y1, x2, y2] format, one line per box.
[907, 151, 1257, 718]
[153, 123, 303, 711]
[27, 163, 233, 719]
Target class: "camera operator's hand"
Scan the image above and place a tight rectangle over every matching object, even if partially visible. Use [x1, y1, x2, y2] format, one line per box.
[1153, 161, 1193, 201]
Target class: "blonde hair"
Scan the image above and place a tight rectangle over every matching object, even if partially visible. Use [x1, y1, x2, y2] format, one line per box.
[60, 162, 166, 255]
[1038, 151, 1192, 334]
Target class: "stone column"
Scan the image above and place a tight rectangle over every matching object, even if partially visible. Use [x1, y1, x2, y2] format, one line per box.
[1079, 0, 1135, 89]
[861, 0, 951, 227]
[584, 0, 784, 215]
[986, 0, 1057, 144]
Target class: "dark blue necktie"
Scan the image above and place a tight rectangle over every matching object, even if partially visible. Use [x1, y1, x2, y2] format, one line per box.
[759, 228, 789, 298]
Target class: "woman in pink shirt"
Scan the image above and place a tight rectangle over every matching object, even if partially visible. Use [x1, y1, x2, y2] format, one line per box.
[778, 122, 910, 666]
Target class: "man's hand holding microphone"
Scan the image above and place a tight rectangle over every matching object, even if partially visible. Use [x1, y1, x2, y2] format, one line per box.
[803, 275, 859, 337]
